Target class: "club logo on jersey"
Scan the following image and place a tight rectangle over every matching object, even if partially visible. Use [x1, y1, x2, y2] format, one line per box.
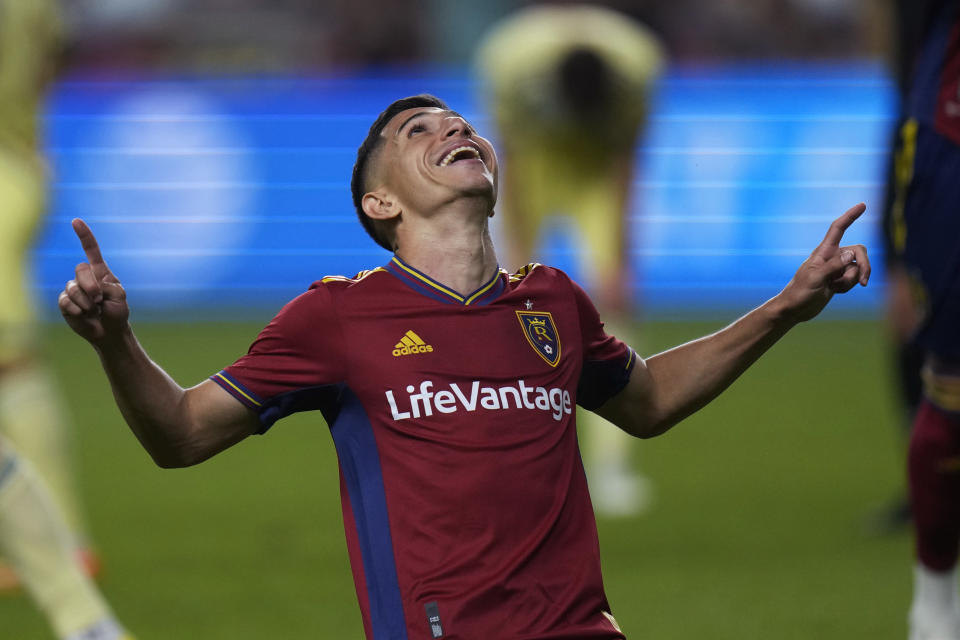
[516, 311, 560, 367]
[393, 330, 434, 357]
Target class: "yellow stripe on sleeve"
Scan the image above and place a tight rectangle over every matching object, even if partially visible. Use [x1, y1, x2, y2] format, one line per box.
[214, 373, 262, 407]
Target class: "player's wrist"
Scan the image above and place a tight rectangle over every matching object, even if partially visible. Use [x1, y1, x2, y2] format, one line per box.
[762, 292, 805, 330]
[90, 322, 136, 356]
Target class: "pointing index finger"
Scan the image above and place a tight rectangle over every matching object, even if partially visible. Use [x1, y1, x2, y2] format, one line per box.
[72, 218, 110, 276]
[819, 203, 866, 250]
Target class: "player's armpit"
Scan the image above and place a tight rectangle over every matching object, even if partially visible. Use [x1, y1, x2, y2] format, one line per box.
[163, 379, 261, 468]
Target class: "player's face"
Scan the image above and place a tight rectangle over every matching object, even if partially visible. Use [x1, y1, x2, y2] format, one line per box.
[378, 107, 498, 211]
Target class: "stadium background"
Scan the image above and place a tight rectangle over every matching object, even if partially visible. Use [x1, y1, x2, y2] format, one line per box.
[6, 1, 913, 638]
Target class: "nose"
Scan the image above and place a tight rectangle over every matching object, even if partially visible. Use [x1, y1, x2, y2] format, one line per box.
[443, 117, 470, 138]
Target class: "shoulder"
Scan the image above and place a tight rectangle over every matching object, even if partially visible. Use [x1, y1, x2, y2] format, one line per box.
[272, 267, 389, 323]
[508, 263, 594, 309]
[507, 262, 566, 282]
[507, 263, 576, 291]
[305, 267, 392, 303]
[310, 267, 389, 291]
[508, 264, 600, 316]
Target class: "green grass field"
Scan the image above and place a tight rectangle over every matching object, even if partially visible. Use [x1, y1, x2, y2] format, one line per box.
[2, 318, 912, 639]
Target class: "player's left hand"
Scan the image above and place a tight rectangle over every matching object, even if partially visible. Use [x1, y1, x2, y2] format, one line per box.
[776, 203, 871, 323]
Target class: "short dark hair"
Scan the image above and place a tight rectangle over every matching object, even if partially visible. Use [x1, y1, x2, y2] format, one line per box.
[351, 94, 449, 251]
[558, 47, 612, 120]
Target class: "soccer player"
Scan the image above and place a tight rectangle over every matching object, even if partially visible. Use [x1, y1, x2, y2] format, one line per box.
[0, 438, 132, 640]
[885, 1, 960, 637]
[1, 1, 134, 637]
[869, 0, 930, 536]
[475, 5, 664, 516]
[0, 0, 101, 587]
[58, 94, 870, 639]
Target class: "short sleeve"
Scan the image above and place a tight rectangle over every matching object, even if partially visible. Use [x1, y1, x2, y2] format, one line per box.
[570, 278, 637, 410]
[210, 284, 348, 433]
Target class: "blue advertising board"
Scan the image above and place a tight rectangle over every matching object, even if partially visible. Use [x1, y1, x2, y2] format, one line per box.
[33, 62, 895, 317]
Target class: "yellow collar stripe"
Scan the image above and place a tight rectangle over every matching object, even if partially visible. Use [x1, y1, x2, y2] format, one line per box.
[464, 274, 501, 305]
[391, 257, 465, 302]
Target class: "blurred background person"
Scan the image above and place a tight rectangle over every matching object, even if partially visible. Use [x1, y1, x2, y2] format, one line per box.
[0, 2, 133, 636]
[870, 0, 930, 536]
[0, 437, 131, 639]
[475, 4, 664, 517]
[882, 0, 960, 637]
[0, 0, 101, 586]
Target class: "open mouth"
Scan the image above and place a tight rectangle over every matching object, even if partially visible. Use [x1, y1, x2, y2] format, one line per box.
[438, 146, 482, 167]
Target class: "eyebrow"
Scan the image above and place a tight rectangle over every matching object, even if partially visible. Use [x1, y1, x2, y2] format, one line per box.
[396, 112, 430, 137]
[395, 109, 467, 137]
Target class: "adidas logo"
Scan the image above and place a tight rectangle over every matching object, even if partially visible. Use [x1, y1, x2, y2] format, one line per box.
[392, 330, 434, 357]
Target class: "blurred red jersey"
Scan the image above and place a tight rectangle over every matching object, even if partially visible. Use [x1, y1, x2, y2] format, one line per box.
[212, 258, 636, 640]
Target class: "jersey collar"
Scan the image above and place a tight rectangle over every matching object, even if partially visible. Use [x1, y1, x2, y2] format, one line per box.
[385, 255, 505, 306]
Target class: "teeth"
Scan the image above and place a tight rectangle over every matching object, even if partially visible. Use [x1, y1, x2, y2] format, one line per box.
[439, 146, 480, 167]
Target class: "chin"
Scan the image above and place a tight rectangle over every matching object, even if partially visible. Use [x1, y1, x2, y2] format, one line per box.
[460, 175, 496, 198]
[462, 185, 496, 209]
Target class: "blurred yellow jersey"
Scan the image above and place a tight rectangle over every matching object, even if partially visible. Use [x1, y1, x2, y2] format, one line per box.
[475, 6, 664, 284]
[0, 0, 61, 157]
[475, 4, 664, 142]
[0, 0, 61, 362]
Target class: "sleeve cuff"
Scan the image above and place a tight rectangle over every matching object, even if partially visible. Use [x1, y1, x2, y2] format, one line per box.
[210, 371, 263, 410]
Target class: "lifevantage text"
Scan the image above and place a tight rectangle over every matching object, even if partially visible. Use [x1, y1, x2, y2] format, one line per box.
[385, 380, 573, 422]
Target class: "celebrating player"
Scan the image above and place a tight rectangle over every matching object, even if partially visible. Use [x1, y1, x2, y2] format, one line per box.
[59, 94, 870, 639]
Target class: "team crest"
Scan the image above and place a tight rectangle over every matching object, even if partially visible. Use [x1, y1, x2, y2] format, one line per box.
[516, 311, 561, 367]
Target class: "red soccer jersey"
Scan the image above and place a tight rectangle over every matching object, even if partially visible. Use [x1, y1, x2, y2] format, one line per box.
[212, 257, 636, 640]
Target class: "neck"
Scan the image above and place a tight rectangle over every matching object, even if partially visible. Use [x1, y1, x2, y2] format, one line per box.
[394, 199, 499, 295]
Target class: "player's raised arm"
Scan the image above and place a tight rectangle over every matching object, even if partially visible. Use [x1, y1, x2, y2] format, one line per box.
[59, 219, 260, 467]
[597, 203, 871, 439]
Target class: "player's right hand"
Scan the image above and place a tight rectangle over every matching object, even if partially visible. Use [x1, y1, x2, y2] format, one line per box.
[58, 219, 130, 345]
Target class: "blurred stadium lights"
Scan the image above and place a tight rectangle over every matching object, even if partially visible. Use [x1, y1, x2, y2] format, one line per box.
[32, 61, 895, 317]
[32, 0, 895, 318]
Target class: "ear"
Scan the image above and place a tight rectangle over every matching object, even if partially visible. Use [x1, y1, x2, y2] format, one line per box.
[361, 189, 401, 221]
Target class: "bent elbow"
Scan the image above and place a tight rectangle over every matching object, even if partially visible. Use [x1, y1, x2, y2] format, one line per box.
[637, 421, 672, 439]
[149, 449, 193, 469]
[624, 412, 676, 439]
[623, 421, 662, 439]
[145, 437, 207, 469]
[599, 407, 670, 440]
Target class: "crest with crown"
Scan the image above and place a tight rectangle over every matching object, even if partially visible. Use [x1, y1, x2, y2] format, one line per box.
[515, 310, 561, 367]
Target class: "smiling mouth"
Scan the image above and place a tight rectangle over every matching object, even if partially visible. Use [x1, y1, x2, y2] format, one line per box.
[439, 146, 482, 167]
